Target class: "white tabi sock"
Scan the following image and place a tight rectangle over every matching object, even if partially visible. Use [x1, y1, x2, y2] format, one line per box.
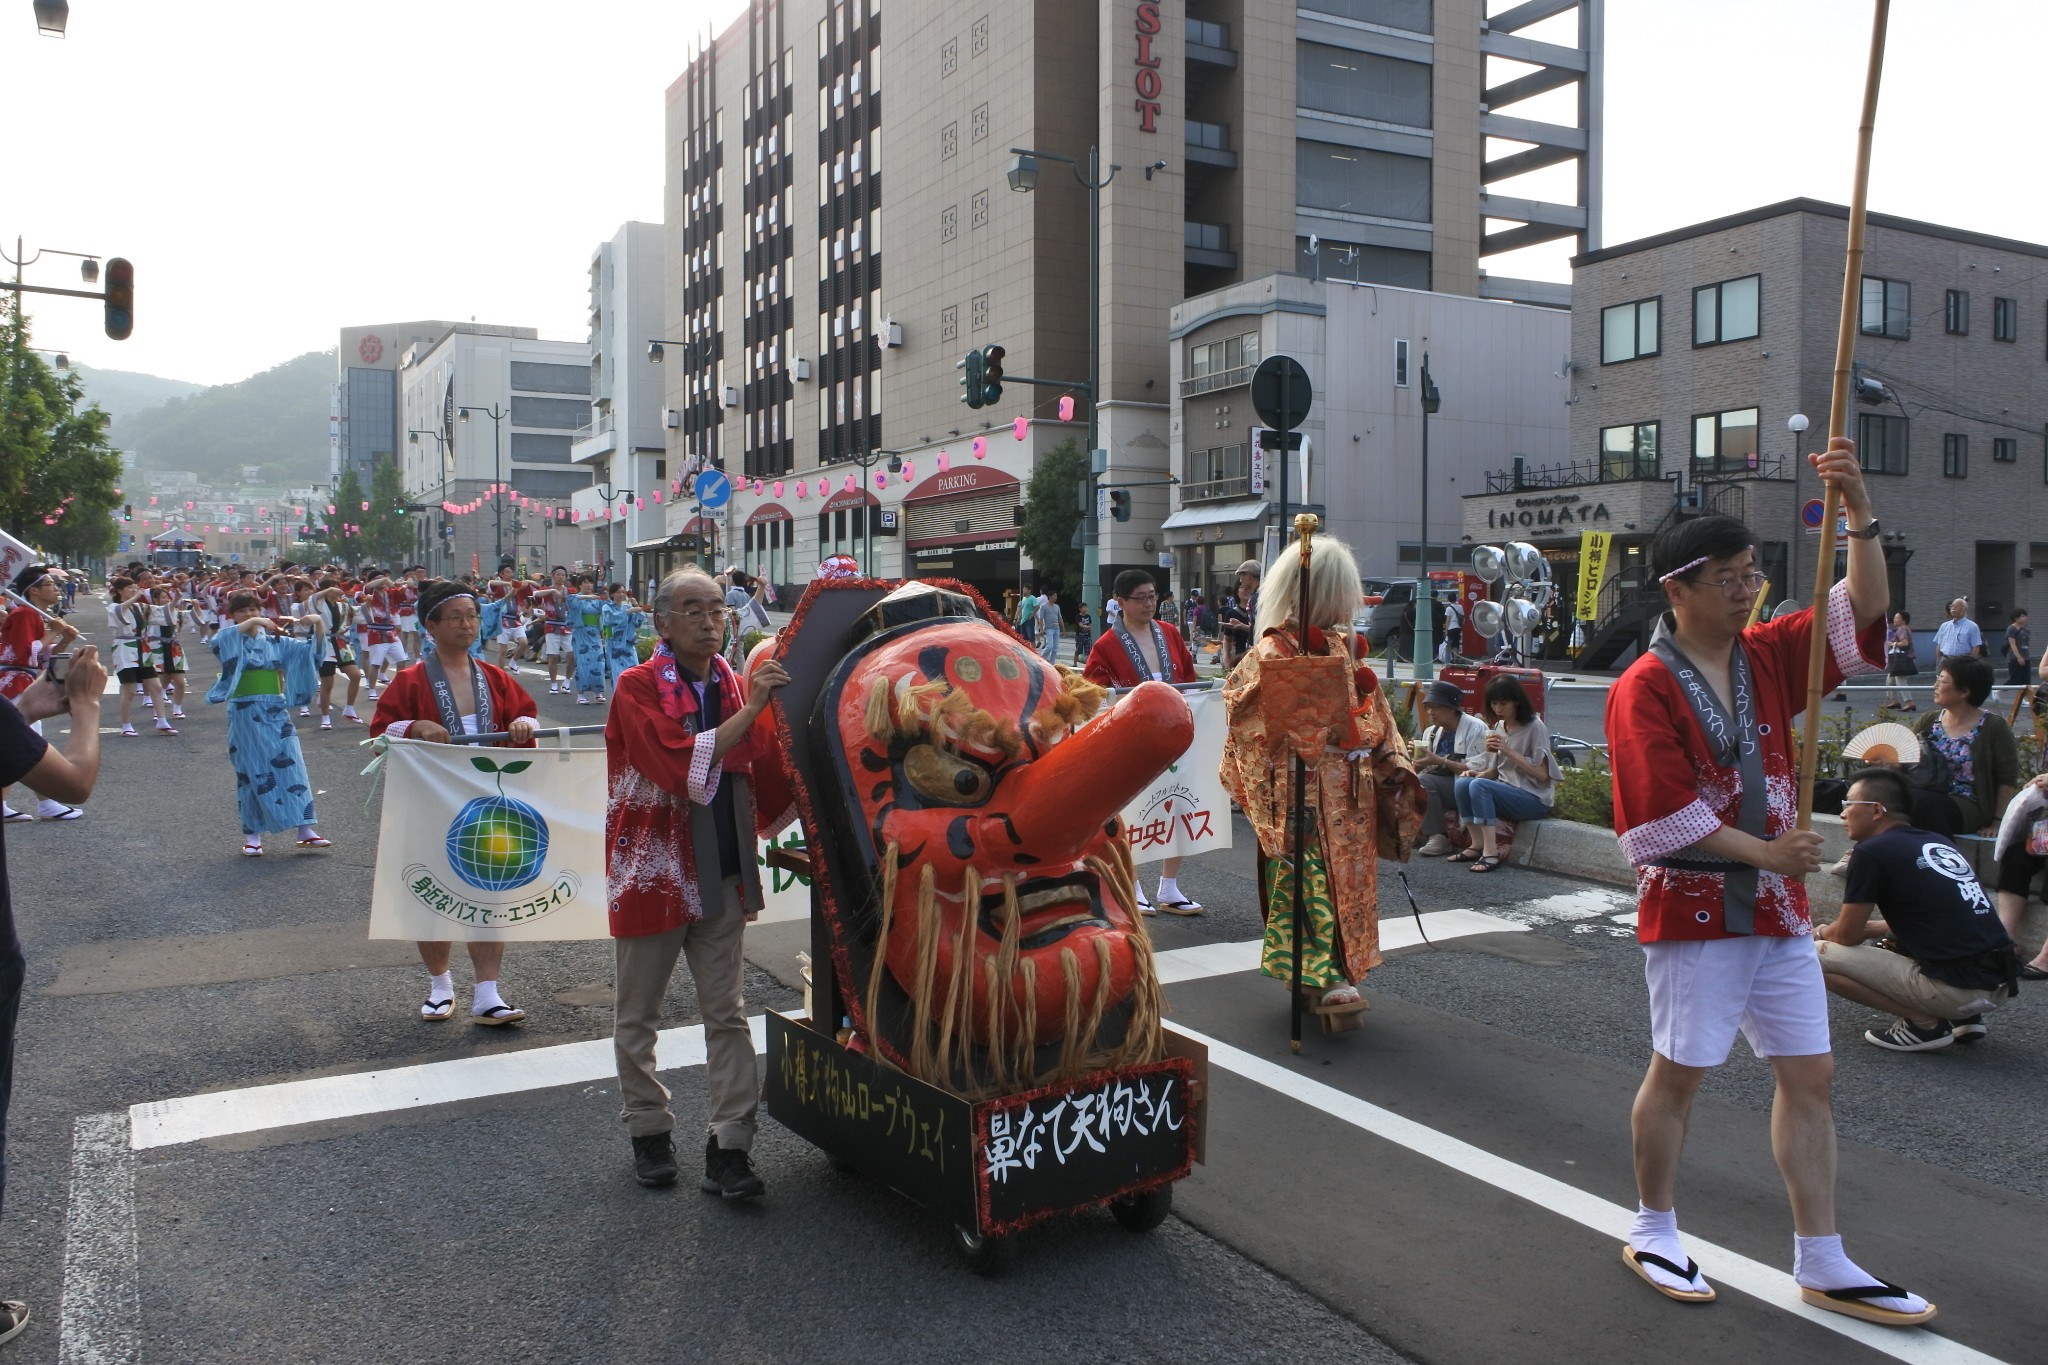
[472, 979, 506, 1014]
[1156, 877, 1184, 905]
[1794, 1233, 1929, 1316]
[1628, 1204, 1706, 1292]
[427, 972, 454, 1005]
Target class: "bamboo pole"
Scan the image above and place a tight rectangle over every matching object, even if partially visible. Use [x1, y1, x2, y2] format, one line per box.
[1798, 0, 1892, 831]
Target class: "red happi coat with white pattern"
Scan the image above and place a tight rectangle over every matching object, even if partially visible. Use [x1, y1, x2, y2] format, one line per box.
[602, 652, 796, 938]
[1607, 581, 1885, 942]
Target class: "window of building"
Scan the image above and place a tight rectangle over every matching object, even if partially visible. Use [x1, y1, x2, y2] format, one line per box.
[1994, 437, 2017, 463]
[1943, 433, 1968, 479]
[1600, 422, 1659, 481]
[1601, 297, 1660, 363]
[1298, 0, 1432, 34]
[1295, 140, 1430, 223]
[1945, 289, 1969, 335]
[1296, 43, 1431, 128]
[1994, 296, 2017, 342]
[1691, 406, 1759, 473]
[1860, 276, 1911, 338]
[1857, 412, 1909, 475]
[1394, 339, 1409, 387]
[1187, 330, 1260, 380]
[1693, 275, 1759, 346]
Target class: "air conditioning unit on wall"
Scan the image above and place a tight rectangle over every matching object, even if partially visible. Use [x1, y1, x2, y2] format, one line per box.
[663, 409, 681, 428]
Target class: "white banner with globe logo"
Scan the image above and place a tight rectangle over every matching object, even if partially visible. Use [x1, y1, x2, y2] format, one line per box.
[368, 738, 611, 941]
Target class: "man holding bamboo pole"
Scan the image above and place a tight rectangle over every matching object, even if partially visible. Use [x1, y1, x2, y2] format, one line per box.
[1607, 439, 1934, 1326]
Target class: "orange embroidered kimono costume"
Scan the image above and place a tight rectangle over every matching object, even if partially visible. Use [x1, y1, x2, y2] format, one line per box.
[1221, 626, 1423, 989]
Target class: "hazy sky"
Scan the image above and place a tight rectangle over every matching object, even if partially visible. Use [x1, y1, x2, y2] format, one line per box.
[6, 0, 2036, 388]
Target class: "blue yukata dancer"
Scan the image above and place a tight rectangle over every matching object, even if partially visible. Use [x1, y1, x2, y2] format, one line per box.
[569, 576, 608, 704]
[475, 591, 511, 660]
[600, 587, 648, 695]
[208, 590, 329, 858]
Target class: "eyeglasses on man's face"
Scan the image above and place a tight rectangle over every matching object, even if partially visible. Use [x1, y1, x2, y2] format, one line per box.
[1695, 570, 1768, 596]
[666, 603, 722, 624]
[1123, 591, 1158, 603]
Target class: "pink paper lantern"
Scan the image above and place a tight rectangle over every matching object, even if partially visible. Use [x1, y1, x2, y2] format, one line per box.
[185, 501, 194, 510]
[901, 461, 915, 482]
[652, 488, 664, 504]
[971, 437, 987, 460]
[872, 470, 887, 490]
[326, 505, 337, 515]
[755, 479, 767, 496]
[1013, 416, 1029, 441]
[225, 505, 235, 514]
[360, 501, 370, 512]
[816, 477, 829, 498]
[635, 497, 645, 510]
[843, 474, 856, 493]
[795, 481, 807, 500]
[672, 478, 683, 494]
[772, 480, 785, 498]
[1058, 395, 1075, 422]
[936, 451, 950, 472]
[150, 495, 158, 505]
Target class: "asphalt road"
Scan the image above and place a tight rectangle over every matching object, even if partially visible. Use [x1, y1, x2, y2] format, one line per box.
[0, 597, 2039, 1364]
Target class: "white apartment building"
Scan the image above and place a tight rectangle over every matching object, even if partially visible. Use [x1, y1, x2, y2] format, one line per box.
[568, 222, 672, 589]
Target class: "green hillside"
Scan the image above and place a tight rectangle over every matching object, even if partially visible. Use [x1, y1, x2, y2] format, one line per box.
[107, 349, 332, 487]
[48, 359, 206, 421]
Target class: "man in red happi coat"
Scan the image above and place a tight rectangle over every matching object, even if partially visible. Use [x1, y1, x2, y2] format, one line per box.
[604, 567, 793, 1198]
[1607, 437, 1933, 1326]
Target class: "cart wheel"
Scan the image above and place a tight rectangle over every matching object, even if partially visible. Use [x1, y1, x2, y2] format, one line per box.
[952, 1223, 1014, 1276]
[1109, 1183, 1173, 1233]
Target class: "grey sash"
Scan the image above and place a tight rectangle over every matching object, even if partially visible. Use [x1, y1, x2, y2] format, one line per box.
[1649, 636, 1765, 934]
[423, 651, 492, 739]
[1113, 618, 1173, 681]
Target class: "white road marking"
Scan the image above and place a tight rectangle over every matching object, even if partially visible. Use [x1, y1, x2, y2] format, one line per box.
[129, 910, 1527, 1149]
[1473, 887, 1635, 929]
[1170, 1024, 2007, 1365]
[58, 1112, 139, 1365]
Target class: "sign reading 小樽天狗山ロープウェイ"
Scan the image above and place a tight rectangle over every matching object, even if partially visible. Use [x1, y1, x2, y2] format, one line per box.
[1118, 685, 1232, 866]
[368, 737, 611, 941]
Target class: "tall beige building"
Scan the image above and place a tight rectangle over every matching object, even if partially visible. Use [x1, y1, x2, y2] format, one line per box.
[662, 0, 1600, 606]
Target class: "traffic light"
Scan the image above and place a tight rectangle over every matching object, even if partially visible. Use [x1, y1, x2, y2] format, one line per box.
[1109, 489, 1131, 522]
[394, 500, 410, 516]
[103, 258, 133, 341]
[122, 504, 132, 522]
[957, 349, 985, 409]
[981, 345, 1005, 405]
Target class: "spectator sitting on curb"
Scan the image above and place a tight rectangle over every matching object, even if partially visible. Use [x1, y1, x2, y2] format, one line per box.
[1412, 679, 1489, 857]
[1817, 767, 2019, 1052]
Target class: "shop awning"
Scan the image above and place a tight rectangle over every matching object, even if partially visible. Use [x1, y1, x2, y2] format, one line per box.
[1160, 501, 1267, 531]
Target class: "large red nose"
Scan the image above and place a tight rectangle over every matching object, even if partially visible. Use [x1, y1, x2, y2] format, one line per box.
[986, 681, 1193, 860]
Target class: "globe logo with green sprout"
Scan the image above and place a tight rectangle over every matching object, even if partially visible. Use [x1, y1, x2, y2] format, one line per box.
[445, 756, 548, 891]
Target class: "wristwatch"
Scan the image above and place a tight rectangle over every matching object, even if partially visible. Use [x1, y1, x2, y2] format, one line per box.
[1843, 517, 1881, 541]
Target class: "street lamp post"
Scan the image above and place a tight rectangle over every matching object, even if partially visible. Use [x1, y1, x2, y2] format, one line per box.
[595, 482, 635, 579]
[1008, 146, 1120, 609]
[458, 404, 506, 566]
[407, 428, 452, 575]
[1414, 353, 1443, 679]
[852, 450, 904, 572]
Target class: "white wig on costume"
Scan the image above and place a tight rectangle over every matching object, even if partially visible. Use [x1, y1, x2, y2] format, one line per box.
[1254, 533, 1364, 640]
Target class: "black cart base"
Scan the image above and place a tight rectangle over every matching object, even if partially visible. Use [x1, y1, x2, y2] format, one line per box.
[766, 1010, 1207, 1274]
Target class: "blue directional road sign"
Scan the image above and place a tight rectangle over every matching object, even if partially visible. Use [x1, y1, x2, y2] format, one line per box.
[695, 470, 732, 509]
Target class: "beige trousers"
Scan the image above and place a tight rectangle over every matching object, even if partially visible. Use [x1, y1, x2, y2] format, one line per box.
[613, 879, 758, 1149]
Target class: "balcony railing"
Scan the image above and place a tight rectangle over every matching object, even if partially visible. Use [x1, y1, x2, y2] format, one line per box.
[1186, 18, 1233, 51]
[571, 413, 616, 444]
[1181, 474, 1254, 503]
[1484, 456, 1663, 493]
[1180, 363, 1255, 397]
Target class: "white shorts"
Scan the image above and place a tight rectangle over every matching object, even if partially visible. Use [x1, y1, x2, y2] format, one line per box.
[1644, 934, 1831, 1067]
[497, 626, 525, 646]
[396, 612, 419, 632]
[362, 642, 408, 669]
[543, 632, 572, 658]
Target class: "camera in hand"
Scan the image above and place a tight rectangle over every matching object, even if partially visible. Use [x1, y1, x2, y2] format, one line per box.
[45, 652, 71, 684]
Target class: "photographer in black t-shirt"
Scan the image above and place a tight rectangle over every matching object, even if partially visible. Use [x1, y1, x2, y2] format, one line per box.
[1817, 767, 2019, 1052]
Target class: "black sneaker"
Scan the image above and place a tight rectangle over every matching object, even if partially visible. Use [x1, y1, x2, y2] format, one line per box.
[630, 1133, 678, 1187]
[1864, 1018, 1954, 1052]
[1949, 1016, 1987, 1045]
[701, 1135, 765, 1200]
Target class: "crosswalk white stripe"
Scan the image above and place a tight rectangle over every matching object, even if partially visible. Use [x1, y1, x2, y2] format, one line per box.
[1170, 1023, 2006, 1365]
[127, 910, 1530, 1150]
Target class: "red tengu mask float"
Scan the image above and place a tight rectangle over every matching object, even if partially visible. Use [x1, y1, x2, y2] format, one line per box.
[779, 580, 1193, 1093]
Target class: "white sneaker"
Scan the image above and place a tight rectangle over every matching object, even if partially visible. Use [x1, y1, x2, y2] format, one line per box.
[1416, 834, 1456, 857]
